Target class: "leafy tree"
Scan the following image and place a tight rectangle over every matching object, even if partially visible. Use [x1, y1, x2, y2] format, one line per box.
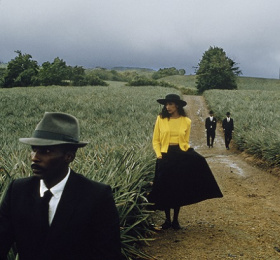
[38, 57, 71, 86]
[85, 74, 108, 86]
[3, 50, 39, 87]
[69, 66, 86, 86]
[87, 68, 127, 81]
[152, 67, 183, 79]
[87, 68, 110, 80]
[120, 71, 138, 81]
[0, 68, 6, 87]
[195, 46, 242, 93]
[178, 69, 186, 75]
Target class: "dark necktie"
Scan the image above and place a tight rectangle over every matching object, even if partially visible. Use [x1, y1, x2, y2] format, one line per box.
[41, 190, 53, 233]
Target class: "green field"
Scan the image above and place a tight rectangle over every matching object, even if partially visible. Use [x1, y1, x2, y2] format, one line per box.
[159, 75, 280, 92]
[237, 76, 280, 91]
[204, 87, 280, 166]
[1, 75, 280, 259]
[0, 83, 180, 259]
[160, 75, 197, 89]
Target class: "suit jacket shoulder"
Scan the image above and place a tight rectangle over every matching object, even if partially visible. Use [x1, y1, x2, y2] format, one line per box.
[0, 171, 122, 260]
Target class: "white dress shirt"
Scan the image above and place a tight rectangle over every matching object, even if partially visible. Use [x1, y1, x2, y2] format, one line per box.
[40, 168, 71, 225]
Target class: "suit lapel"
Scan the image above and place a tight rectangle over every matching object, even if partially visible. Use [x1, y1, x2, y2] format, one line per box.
[28, 178, 47, 247]
[30, 179, 42, 227]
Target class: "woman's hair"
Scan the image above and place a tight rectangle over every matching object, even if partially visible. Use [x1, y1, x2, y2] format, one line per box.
[160, 102, 187, 119]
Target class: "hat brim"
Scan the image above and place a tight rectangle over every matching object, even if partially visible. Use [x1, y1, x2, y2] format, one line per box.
[19, 137, 88, 147]
[157, 99, 187, 107]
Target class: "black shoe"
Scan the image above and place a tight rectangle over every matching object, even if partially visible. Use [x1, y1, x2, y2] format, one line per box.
[172, 221, 182, 230]
[161, 220, 172, 230]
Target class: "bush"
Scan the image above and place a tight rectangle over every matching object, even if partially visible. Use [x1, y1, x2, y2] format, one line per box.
[126, 76, 176, 88]
[86, 68, 128, 82]
[126, 76, 158, 86]
[85, 74, 108, 86]
[152, 67, 184, 80]
[181, 88, 198, 95]
[0, 68, 7, 87]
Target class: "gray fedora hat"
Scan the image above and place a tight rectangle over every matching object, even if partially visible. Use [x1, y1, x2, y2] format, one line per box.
[157, 94, 187, 107]
[19, 112, 88, 147]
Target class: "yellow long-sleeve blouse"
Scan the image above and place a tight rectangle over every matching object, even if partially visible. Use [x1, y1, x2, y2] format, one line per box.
[152, 115, 191, 158]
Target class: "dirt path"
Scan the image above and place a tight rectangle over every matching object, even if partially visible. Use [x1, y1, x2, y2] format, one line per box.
[143, 95, 280, 259]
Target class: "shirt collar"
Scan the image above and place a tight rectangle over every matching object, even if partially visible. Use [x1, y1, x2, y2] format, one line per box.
[40, 168, 71, 198]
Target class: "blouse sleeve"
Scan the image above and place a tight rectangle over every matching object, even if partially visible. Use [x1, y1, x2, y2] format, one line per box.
[152, 116, 162, 158]
[185, 119, 191, 144]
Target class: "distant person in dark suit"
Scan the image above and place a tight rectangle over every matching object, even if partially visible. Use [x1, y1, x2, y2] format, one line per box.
[222, 112, 234, 150]
[0, 112, 122, 260]
[205, 110, 217, 148]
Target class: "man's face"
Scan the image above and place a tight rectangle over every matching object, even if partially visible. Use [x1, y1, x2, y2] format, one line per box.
[31, 145, 70, 187]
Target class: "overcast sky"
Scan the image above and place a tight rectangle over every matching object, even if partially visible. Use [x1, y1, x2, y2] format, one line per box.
[1, 0, 280, 78]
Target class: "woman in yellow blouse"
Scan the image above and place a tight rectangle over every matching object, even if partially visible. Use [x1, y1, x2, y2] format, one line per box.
[149, 94, 223, 230]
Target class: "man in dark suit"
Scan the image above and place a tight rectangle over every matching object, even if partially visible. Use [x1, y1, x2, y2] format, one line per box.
[222, 112, 234, 150]
[0, 112, 122, 260]
[205, 110, 217, 148]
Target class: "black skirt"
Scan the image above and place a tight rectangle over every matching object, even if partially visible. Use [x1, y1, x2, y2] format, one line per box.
[148, 145, 223, 210]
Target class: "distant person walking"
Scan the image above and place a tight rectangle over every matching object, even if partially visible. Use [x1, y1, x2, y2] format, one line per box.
[205, 110, 217, 148]
[222, 112, 234, 150]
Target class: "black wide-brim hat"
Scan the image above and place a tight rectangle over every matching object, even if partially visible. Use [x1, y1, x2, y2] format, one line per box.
[157, 94, 187, 107]
[19, 112, 88, 147]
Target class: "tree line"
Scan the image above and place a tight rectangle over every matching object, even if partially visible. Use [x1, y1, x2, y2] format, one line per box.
[0, 51, 186, 88]
[0, 50, 109, 88]
[1, 46, 242, 93]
